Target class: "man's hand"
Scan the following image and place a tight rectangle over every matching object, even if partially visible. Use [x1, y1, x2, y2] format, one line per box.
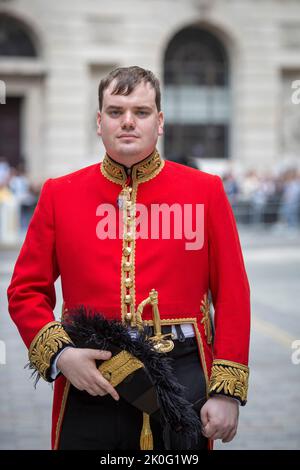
[57, 348, 120, 401]
[200, 395, 239, 443]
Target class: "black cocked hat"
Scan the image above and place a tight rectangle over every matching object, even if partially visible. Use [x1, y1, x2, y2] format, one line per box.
[62, 306, 204, 450]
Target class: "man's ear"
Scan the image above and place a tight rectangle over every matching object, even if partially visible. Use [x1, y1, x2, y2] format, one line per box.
[158, 111, 164, 136]
[96, 111, 102, 136]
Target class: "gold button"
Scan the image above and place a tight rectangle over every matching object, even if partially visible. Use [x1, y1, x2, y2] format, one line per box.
[125, 312, 132, 321]
[125, 278, 133, 288]
[123, 261, 132, 271]
[125, 294, 132, 304]
[125, 233, 133, 242]
[126, 217, 134, 226]
[123, 246, 132, 256]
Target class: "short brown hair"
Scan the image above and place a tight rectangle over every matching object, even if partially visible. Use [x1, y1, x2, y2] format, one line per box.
[98, 66, 161, 112]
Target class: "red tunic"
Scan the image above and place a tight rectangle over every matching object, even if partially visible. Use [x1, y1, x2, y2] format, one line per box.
[7, 150, 250, 450]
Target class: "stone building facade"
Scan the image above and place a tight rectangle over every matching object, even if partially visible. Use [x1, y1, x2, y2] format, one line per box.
[0, 0, 300, 183]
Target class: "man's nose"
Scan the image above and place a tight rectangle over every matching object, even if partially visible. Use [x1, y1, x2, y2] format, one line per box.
[121, 111, 135, 129]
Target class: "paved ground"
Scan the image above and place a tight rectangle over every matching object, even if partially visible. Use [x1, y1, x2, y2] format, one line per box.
[0, 224, 300, 450]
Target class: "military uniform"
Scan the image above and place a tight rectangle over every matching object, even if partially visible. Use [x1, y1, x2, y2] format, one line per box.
[7, 150, 250, 450]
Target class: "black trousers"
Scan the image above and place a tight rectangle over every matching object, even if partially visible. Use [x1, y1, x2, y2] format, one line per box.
[59, 336, 207, 450]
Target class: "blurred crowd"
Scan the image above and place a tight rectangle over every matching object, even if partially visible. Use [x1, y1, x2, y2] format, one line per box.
[222, 168, 300, 229]
[170, 154, 300, 230]
[0, 157, 39, 244]
[1, 156, 300, 245]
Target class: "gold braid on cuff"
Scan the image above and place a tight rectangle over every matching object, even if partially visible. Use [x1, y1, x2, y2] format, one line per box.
[208, 359, 249, 405]
[28, 321, 74, 381]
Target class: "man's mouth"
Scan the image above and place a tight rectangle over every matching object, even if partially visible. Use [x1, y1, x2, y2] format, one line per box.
[118, 135, 139, 138]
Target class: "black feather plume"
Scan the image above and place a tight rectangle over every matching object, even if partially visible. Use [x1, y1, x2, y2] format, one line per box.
[62, 306, 202, 449]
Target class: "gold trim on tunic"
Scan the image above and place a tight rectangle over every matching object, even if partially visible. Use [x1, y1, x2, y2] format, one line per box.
[100, 149, 165, 185]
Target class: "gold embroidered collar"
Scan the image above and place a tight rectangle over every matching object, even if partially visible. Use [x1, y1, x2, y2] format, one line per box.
[101, 149, 164, 185]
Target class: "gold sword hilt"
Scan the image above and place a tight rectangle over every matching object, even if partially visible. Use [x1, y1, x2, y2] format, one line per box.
[134, 289, 174, 353]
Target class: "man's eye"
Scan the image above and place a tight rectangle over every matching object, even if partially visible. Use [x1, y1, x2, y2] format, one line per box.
[109, 111, 121, 117]
[137, 111, 149, 117]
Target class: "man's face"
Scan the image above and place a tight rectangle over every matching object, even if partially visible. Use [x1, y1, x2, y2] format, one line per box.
[97, 80, 164, 165]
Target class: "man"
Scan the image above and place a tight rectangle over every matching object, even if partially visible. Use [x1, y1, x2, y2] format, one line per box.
[7, 66, 250, 450]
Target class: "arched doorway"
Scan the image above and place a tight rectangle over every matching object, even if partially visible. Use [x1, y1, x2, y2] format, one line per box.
[0, 14, 38, 57]
[0, 14, 39, 170]
[163, 26, 230, 164]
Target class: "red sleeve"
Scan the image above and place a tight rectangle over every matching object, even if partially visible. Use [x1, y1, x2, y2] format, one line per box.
[208, 175, 250, 404]
[7, 179, 73, 382]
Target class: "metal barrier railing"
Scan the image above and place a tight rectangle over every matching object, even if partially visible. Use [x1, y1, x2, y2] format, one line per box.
[232, 200, 300, 225]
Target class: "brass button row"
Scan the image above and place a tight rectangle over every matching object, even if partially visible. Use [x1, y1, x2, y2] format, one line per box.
[121, 185, 135, 323]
